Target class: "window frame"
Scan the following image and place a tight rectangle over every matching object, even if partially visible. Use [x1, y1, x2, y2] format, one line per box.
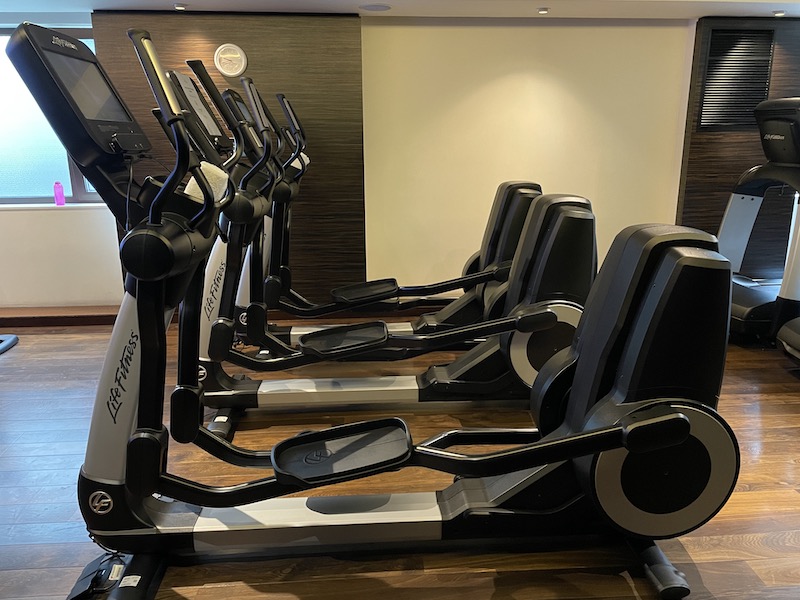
[0, 27, 101, 205]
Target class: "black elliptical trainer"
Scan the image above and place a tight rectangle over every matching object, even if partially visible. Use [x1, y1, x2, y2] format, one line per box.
[9, 24, 739, 600]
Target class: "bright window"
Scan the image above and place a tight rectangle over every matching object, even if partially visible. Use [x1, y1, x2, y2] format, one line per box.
[0, 30, 98, 204]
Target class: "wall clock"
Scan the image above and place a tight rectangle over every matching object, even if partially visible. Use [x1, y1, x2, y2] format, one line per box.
[214, 43, 248, 78]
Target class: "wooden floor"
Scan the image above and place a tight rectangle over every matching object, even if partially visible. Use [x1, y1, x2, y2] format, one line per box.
[1, 323, 800, 599]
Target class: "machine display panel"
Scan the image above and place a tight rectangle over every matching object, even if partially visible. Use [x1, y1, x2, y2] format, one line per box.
[43, 49, 131, 123]
[170, 71, 224, 138]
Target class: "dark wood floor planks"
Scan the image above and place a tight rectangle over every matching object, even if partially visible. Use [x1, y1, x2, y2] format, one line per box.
[2, 324, 800, 599]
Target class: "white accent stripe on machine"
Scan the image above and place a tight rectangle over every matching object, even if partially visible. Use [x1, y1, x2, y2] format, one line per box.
[256, 375, 420, 407]
[193, 492, 443, 552]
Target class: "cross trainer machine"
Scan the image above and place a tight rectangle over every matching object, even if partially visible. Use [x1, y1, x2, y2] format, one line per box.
[194, 67, 523, 325]
[9, 23, 739, 600]
[161, 68, 597, 437]
[156, 67, 585, 377]
[718, 97, 800, 338]
[164, 65, 596, 384]
[199, 190, 595, 439]
[173, 64, 548, 360]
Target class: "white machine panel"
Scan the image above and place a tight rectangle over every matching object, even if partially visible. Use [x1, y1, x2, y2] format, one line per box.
[194, 492, 443, 552]
[256, 375, 420, 408]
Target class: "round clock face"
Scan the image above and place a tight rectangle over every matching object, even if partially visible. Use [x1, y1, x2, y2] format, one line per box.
[214, 43, 248, 77]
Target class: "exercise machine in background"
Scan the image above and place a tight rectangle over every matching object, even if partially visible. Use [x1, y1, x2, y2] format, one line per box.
[718, 97, 800, 339]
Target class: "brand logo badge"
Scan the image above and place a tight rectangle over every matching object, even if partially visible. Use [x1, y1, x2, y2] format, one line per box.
[88, 491, 114, 515]
[764, 133, 786, 141]
[239, 312, 248, 325]
[304, 448, 334, 464]
[51, 36, 78, 50]
[198, 365, 208, 382]
[203, 262, 226, 320]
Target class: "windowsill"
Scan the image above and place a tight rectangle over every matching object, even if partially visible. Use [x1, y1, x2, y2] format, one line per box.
[0, 202, 107, 211]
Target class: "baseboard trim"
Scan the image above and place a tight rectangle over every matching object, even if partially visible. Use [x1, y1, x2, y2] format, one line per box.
[0, 306, 119, 328]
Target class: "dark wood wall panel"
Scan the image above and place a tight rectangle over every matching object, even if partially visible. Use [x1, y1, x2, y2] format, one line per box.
[678, 17, 800, 278]
[91, 11, 365, 301]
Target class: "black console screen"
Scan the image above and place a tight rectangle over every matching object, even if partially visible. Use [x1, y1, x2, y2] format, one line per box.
[44, 50, 130, 122]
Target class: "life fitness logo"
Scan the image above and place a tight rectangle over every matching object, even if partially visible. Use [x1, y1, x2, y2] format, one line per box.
[88, 491, 114, 515]
[51, 36, 78, 51]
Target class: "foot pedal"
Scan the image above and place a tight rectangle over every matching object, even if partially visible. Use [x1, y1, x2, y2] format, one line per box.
[273, 418, 413, 487]
[299, 321, 388, 359]
[331, 278, 399, 304]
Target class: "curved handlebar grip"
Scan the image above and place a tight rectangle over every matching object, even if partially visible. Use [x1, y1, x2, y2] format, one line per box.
[276, 93, 304, 138]
[128, 29, 183, 120]
[240, 76, 270, 132]
[186, 59, 238, 130]
[241, 77, 282, 134]
[238, 78, 275, 189]
[223, 90, 247, 122]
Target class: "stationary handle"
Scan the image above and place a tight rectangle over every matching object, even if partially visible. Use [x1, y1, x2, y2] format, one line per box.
[186, 59, 239, 130]
[240, 77, 273, 134]
[237, 81, 272, 190]
[128, 29, 192, 225]
[127, 29, 183, 121]
[275, 93, 304, 175]
[276, 93, 304, 139]
[182, 62, 245, 170]
[240, 77, 285, 190]
[128, 29, 218, 229]
[240, 78, 285, 161]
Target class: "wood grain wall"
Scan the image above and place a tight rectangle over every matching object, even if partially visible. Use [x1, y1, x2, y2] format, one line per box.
[91, 11, 365, 301]
[678, 17, 800, 279]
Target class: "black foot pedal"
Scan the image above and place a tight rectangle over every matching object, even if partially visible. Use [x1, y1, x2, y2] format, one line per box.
[330, 278, 399, 304]
[299, 321, 388, 359]
[273, 418, 413, 487]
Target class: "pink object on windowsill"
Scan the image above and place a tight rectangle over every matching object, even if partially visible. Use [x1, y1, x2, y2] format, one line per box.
[54, 181, 65, 206]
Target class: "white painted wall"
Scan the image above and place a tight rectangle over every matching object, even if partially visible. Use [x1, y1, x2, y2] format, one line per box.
[0, 16, 695, 308]
[361, 17, 695, 285]
[0, 204, 123, 307]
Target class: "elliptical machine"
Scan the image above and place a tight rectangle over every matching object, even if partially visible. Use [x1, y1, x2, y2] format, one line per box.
[153, 60, 597, 439]
[169, 64, 562, 364]
[8, 23, 739, 600]
[198, 190, 595, 440]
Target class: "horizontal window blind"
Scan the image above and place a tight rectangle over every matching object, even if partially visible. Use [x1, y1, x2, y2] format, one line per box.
[700, 29, 774, 128]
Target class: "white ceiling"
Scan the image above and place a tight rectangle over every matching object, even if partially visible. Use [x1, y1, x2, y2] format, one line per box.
[1, 0, 799, 28]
